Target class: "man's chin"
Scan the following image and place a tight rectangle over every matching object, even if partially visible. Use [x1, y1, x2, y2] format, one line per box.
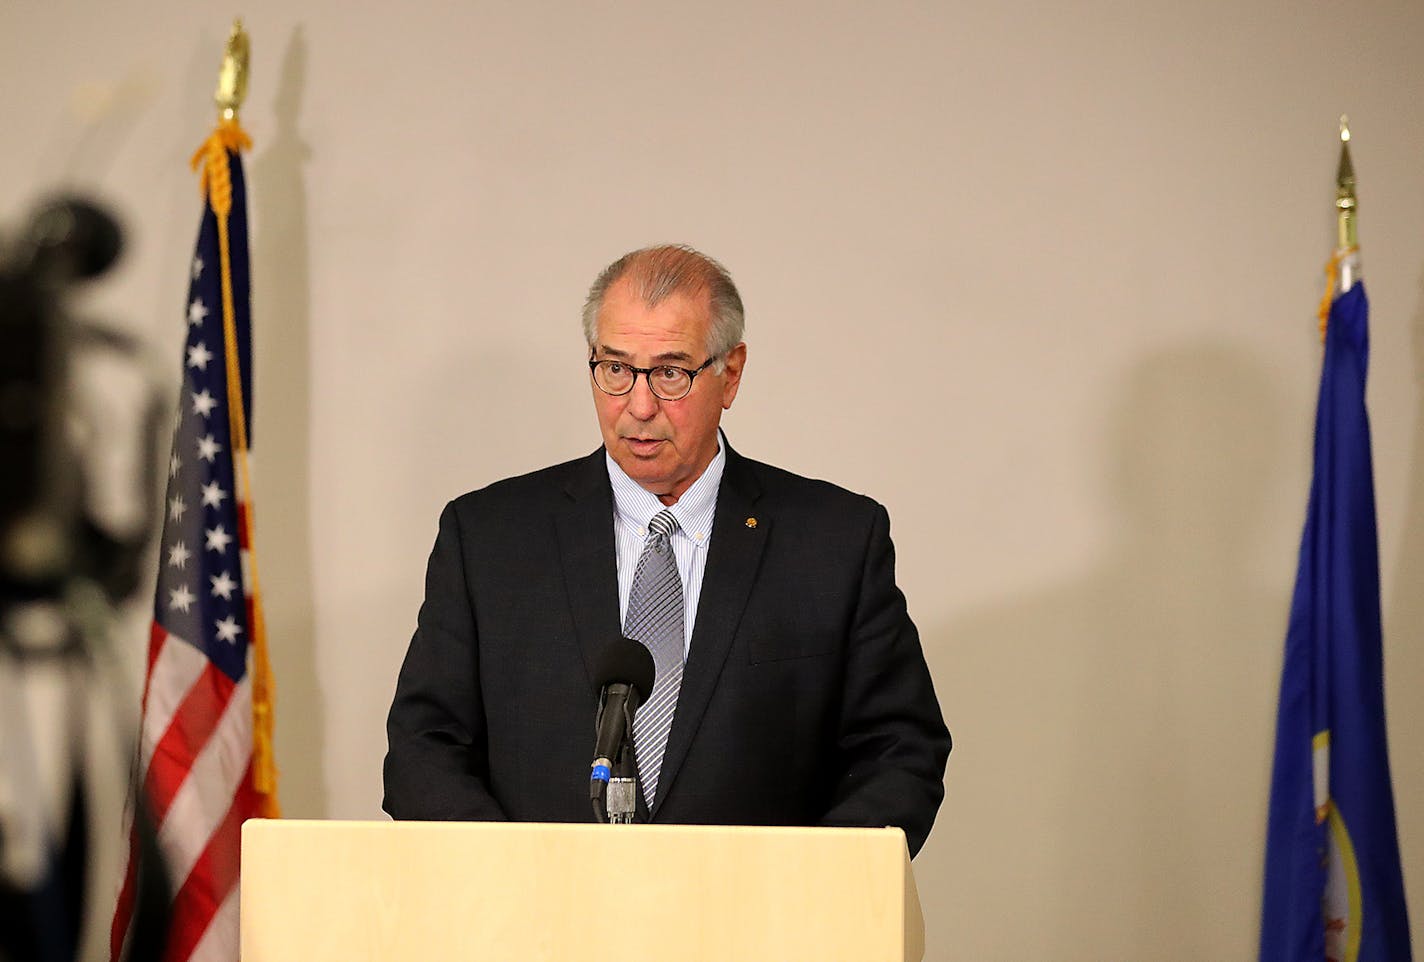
[608, 452, 671, 491]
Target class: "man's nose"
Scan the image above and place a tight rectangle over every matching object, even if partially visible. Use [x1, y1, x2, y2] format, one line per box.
[625, 374, 661, 419]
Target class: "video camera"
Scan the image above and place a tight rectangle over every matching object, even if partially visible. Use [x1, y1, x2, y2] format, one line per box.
[0, 197, 170, 962]
[0, 197, 158, 620]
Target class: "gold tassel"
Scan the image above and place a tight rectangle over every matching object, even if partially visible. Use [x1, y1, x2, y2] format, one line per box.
[1316, 247, 1358, 344]
[190, 119, 252, 216]
[194, 118, 281, 815]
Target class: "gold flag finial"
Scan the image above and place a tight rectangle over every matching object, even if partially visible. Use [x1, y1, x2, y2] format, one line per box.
[1320, 116, 1362, 335]
[1335, 115, 1357, 251]
[214, 19, 250, 120]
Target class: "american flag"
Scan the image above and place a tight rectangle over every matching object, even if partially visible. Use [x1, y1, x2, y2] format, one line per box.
[111, 121, 278, 962]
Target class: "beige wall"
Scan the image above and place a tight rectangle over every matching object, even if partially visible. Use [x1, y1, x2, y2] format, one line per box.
[3, 1, 1422, 958]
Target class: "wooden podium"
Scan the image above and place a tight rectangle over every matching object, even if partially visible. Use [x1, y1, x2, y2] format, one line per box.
[241, 820, 924, 961]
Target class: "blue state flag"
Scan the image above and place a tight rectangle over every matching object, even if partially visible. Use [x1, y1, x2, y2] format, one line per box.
[1259, 280, 1413, 962]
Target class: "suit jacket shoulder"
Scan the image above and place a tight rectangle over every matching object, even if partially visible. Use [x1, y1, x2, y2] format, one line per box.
[733, 453, 881, 512]
[722, 449, 895, 574]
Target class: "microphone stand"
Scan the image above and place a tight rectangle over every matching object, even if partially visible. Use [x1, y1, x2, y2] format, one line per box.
[605, 736, 638, 825]
[586, 691, 637, 825]
[589, 693, 640, 824]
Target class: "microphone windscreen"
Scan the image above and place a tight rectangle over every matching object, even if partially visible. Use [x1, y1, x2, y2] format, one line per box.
[592, 637, 655, 697]
[26, 197, 123, 280]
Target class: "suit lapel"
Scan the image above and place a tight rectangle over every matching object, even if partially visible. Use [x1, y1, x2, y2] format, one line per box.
[553, 449, 622, 691]
[651, 444, 766, 817]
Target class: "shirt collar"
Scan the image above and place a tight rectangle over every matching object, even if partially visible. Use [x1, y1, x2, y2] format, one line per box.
[606, 432, 724, 545]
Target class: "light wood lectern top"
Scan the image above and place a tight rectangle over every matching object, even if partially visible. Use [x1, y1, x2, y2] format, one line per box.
[241, 819, 924, 961]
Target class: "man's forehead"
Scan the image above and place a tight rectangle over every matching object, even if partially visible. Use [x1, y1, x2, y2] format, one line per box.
[595, 281, 712, 355]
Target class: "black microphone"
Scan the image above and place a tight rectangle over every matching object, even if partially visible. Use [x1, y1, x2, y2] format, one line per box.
[589, 638, 654, 821]
[22, 198, 123, 283]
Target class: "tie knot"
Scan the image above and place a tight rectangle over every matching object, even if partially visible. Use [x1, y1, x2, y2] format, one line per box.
[647, 509, 679, 540]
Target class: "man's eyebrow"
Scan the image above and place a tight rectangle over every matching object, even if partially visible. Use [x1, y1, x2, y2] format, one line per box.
[595, 346, 696, 363]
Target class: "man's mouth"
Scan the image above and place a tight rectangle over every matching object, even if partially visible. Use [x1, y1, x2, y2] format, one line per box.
[624, 437, 666, 455]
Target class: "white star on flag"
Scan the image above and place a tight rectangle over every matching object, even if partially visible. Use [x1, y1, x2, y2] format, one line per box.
[188, 298, 209, 326]
[192, 255, 204, 279]
[205, 525, 233, 554]
[192, 389, 218, 417]
[214, 615, 243, 644]
[169, 453, 181, 479]
[201, 481, 229, 509]
[197, 434, 222, 462]
[168, 584, 195, 613]
[210, 571, 238, 600]
[168, 496, 187, 523]
[187, 342, 213, 371]
[167, 542, 191, 569]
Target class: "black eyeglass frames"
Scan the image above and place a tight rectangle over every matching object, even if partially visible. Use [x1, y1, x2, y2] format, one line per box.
[588, 355, 718, 401]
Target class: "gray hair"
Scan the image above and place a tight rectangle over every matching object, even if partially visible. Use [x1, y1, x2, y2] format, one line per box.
[582, 244, 745, 369]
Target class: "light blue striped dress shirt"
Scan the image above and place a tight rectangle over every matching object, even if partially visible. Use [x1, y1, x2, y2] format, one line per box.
[605, 434, 724, 657]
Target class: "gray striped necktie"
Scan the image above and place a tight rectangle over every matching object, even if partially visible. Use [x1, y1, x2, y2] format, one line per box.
[625, 508, 684, 808]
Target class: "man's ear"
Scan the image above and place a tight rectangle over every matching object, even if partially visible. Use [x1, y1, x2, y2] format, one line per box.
[720, 343, 747, 409]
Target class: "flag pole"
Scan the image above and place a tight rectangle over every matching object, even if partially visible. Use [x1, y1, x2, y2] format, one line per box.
[1319, 117, 1360, 339]
[1336, 117, 1357, 250]
[192, 19, 280, 813]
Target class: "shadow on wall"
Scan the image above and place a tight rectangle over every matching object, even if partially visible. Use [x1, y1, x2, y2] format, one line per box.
[1384, 262, 1424, 863]
[249, 26, 327, 818]
[914, 343, 1289, 962]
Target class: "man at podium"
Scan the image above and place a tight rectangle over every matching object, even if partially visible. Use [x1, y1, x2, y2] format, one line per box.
[383, 245, 951, 856]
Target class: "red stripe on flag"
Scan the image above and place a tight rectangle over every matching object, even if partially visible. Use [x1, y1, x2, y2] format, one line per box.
[235, 501, 252, 550]
[114, 620, 176, 961]
[143, 663, 236, 825]
[160, 760, 260, 962]
[143, 621, 168, 702]
[109, 822, 143, 962]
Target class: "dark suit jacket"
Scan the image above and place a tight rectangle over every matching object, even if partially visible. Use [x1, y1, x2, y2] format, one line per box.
[383, 442, 951, 855]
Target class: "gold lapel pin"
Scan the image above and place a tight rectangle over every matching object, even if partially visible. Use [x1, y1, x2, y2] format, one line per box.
[745, 517, 757, 529]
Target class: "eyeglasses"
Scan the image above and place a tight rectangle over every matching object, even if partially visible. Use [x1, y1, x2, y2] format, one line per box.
[589, 355, 718, 401]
